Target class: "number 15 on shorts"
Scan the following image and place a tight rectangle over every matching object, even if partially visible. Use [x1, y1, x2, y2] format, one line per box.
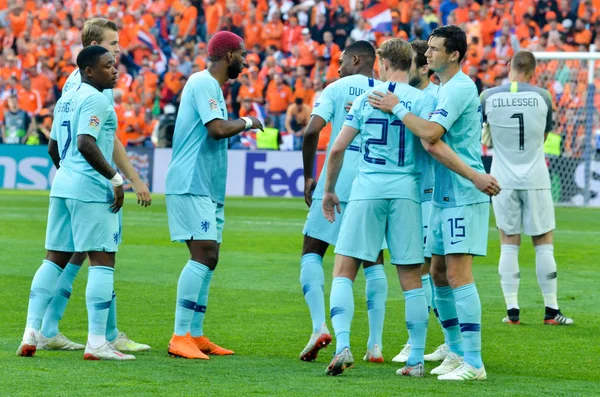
[448, 218, 465, 244]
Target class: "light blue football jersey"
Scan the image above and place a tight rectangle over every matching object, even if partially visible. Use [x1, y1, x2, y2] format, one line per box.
[429, 71, 488, 208]
[417, 82, 439, 203]
[344, 81, 435, 201]
[50, 83, 118, 203]
[311, 74, 381, 202]
[165, 70, 228, 204]
[63, 68, 114, 104]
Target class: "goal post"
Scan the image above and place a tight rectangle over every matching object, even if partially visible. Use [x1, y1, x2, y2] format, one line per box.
[532, 47, 599, 206]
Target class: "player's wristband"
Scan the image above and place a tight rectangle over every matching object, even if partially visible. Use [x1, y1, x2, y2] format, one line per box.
[392, 103, 409, 121]
[110, 172, 124, 187]
[240, 117, 253, 130]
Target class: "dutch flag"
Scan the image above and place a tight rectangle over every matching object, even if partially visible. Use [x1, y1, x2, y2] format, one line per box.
[137, 29, 168, 74]
[362, 2, 393, 33]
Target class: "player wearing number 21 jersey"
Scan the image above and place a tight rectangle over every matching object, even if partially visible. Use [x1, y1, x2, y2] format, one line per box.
[321, 38, 434, 377]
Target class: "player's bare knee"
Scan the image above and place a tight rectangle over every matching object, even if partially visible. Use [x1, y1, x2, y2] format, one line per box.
[532, 231, 553, 246]
[87, 251, 115, 268]
[69, 252, 88, 266]
[396, 264, 422, 291]
[499, 229, 521, 246]
[45, 250, 73, 269]
[302, 235, 329, 257]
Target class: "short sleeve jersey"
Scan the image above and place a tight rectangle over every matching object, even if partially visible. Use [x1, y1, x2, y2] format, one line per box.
[344, 81, 435, 202]
[50, 83, 118, 202]
[311, 74, 381, 202]
[429, 71, 488, 208]
[165, 70, 228, 204]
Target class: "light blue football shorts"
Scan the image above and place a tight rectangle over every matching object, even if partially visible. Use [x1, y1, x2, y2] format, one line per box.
[45, 197, 119, 253]
[302, 199, 348, 246]
[421, 200, 432, 258]
[335, 198, 423, 265]
[166, 194, 224, 243]
[427, 202, 490, 257]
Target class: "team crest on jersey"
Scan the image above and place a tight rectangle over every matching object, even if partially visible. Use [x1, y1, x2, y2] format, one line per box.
[209, 99, 218, 111]
[89, 115, 100, 127]
[346, 114, 354, 121]
[433, 109, 448, 117]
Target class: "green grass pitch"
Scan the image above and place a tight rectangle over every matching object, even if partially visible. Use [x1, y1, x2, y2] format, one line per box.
[0, 190, 599, 396]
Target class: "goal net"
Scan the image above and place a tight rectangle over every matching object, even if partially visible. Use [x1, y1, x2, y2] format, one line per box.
[531, 49, 600, 207]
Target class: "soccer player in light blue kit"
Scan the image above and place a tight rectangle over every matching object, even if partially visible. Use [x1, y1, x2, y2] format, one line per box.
[36, 18, 151, 353]
[17, 46, 135, 360]
[165, 32, 263, 359]
[393, 39, 449, 364]
[300, 40, 387, 363]
[369, 26, 501, 381]
[322, 38, 435, 377]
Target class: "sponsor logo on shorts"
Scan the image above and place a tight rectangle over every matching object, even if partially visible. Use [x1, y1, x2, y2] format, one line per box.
[450, 240, 463, 245]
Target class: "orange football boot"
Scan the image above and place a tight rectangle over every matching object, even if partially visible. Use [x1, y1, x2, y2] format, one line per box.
[168, 333, 209, 359]
[193, 336, 234, 355]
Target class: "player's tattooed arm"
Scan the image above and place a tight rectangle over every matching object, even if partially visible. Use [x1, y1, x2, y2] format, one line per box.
[78, 134, 120, 180]
[48, 138, 61, 169]
[368, 91, 444, 143]
[113, 139, 152, 207]
[302, 115, 327, 207]
[421, 139, 501, 196]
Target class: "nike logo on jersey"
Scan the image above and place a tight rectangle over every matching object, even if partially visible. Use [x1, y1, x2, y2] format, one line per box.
[450, 240, 463, 245]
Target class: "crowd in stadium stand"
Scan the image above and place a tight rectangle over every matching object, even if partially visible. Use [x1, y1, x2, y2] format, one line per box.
[0, 0, 599, 152]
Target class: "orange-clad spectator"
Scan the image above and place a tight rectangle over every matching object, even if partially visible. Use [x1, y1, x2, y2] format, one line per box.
[298, 28, 318, 69]
[317, 31, 341, 64]
[258, 56, 283, 81]
[542, 13, 565, 34]
[116, 64, 133, 94]
[205, 0, 224, 37]
[465, 10, 482, 43]
[8, 6, 27, 38]
[266, 74, 293, 130]
[237, 73, 264, 103]
[261, 11, 284, 50]
[164, 59, 185, 93]
[282, 17, 302, 54]
[177, 0, 198, 39]
[243, 13, 263, 51]
[1, 57, 22, 81]
[480, 8, 499, 46]
[455, 0, 471, 24]
[193, 41, 208, 68]
[478, 60, 496, 87]
[17, 78, 42, 116]
[574, 19, 593, 45]
[511, 0, 532, 25]
[88, 0, 110, 18]
[578, 0, 599, 20]
[28, 68, 54, 107]
[247, 66, 265, 92]
[515, 14, 540, 42]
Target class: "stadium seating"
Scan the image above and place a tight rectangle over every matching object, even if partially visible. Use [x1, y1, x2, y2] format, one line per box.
[0, 0, 598, 149]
